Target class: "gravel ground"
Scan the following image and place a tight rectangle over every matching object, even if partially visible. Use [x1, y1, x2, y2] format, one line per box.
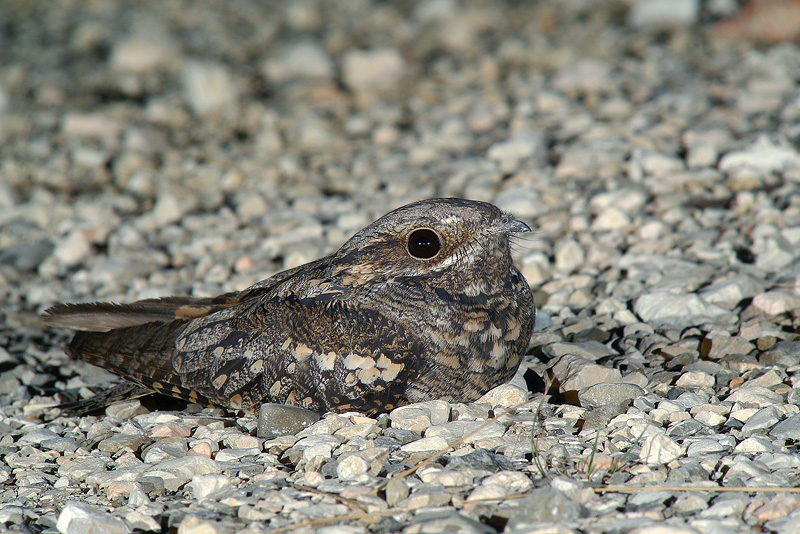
[2, 1, 800, 533]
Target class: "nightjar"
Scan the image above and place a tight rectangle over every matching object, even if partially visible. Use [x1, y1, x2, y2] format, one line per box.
[43, 198, 535, 414]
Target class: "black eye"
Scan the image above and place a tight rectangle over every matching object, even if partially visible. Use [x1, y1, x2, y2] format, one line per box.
[407, 229, 441, 259]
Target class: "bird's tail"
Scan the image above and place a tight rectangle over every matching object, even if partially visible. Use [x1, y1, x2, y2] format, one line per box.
[42, 296, 239, 408]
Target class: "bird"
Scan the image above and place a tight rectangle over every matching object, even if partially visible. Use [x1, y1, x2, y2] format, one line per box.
[42, 198, 535, 414]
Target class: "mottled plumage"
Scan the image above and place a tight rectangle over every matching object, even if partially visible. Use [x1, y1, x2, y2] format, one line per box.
[43, 198, 535, 414]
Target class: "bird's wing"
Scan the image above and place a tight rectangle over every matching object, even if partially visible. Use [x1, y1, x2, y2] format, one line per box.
[173, 272, 418, 413]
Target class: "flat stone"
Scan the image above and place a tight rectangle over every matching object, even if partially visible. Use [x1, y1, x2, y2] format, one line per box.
[551, 354, 622, 393]
[390, 406, 433, 434]
[59, 457, 111, 481]
[187, 474, 231, 501]
[699, 276, 764, 309]
[770, 413, 800, 440]
[542, 341, 616, 361]
[578, 382, 644, 409]
[400, 436, 448, 453]
[733, 435, 775, 454]
[639, 433, 683, 465]
[56, 502, 130, 534]
[263, 42, 333, 84]
[760, 341, 800, 367]
[257, 403, 320, 439]
[385, 478, 409, 507]
[635, 293, 731, 327]
[726, 386, 784, 407]
[445, 448, 514, 472]
[145, 455, 221, 492]
[476, 384, 527, 410]
[506, 488, 588, 530]
[719, 136, 799, 173]
[142, 439, 188, 463]
[628, 0, 699, 30]
[342, 48, 404, 92]
[98, 434, 150, 454]
[182, 60, 238, 117]
[750, 290, 800, 316]
[676, 371, 715, 389]
[336, 455, 370, 482]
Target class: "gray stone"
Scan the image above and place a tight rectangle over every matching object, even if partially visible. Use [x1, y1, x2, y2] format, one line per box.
[635, 293, 732, 328]
[628, 0, 699, 29]
[639, 434, 683, 465]
[187, 474, 232, 501]
[760, 341, 800, 367]
[741, 406, 782, 436]
[142, 439, 188, 463]
[98, 434, 149, 454]
[506, 488, 588, 530]
[726, 386, 784, 407]
[578, 382, 644, 409]
[105, 400, 148, 419]
[542, 341, 616, 362]
[59, 456, 111, 481]
[770, 413, 800, 441]
[404, 510, 493, 534]
[385, 478, 409, 507]
[56, 501, 130, 534]
[751, 290, 800, 316]
[145, 455, 221, 492]
[18, 428, 60, 444]
[257, 403, 320, 439]
[182, 60, 238, 117]
[0, 240, 53, 272]
[718, 136, 799, 173]
[445, 448, 515, 473]
[550, 354, 622, 392]
[263, 42, 333, 84]
[342, 48, 404, 92]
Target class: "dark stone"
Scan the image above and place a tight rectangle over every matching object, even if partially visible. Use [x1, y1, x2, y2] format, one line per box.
[445, 448, 514, 473]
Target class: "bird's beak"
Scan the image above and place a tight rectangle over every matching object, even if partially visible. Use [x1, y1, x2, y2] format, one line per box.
[497, 214, 531, 234]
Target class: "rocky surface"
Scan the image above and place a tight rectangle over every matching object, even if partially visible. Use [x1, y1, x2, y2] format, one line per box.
[1, 1, 799, 533]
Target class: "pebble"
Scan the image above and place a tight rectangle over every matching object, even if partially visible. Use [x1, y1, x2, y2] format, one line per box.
[263, 42, 333, 84]
[257, 403, 321, 438]
[551, 354, 622, 392]
[718, 136, 799, 173]
[634, 293, 731, 327]
[639, 434, 683, 465]
[385, 478, 409, 506]
[187, 474, 231, 501]
[145, 456, 221, 492]
[750, 290, 800, 316]
[52, 230, 92, 268]
[578, 383, 644, 409]
[341, 48, 404, 93]
[505, 488, 588, 530]
[770, 413, 800, 440]
[56, 502, 130, 534]
[628, 0, 699, 29]
[182, 61, 238, 117]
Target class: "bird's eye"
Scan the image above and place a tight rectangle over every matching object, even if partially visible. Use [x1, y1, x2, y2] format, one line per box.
[407, 228, 441, 259]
